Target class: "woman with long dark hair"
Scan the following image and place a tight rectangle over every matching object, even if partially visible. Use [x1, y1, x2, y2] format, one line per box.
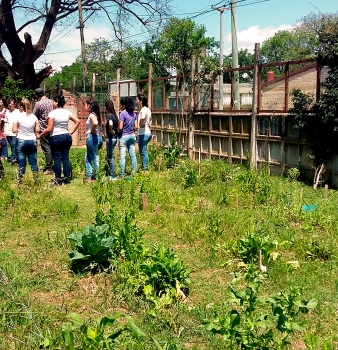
[84, 99, 103, 182]
[136, 94, 152, 172]
[104, 100, 119, 180]
[37, 95, 80, 185]
[118, 97, 138, 177]
[12, 99, 40, 180]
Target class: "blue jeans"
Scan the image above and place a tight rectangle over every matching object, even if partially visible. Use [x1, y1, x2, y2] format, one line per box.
[0, 137, 8, 158]
[138, 134, 152, 171]
[106, 136, 117, 177]
[7, 136, 17, 162]
[16, 139, 38, 176]
[50, 133, 72, 182]
[85, 134, 103, 179]
[119, 134, 137, 177]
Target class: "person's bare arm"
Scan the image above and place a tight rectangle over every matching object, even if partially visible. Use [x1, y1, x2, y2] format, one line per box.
[118, 120, 123, 133]
[37, 118, 53, 139]
[35, 121, 40, 135]
[69, 115, 80, 135]
[90, 114, 98, 133]
[12, 122, 18, 134]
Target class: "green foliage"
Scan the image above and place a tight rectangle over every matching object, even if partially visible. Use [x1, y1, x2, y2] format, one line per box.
[287, 167, 300, 182]
[235, 166, 271, 203]
[170, 161, 198, 188]
[261, 29, 316, 64]
[68, 224, 115, 274]
[155, 17, 218, 75]
[1, 78, 34, 99]
[58, 312, 145, 349]
[305, 238, 332, 262]
[112, 211, 146, 262]
[141, 245, 191, 298]
[234, 229, 278, 265]
[204, 266, 317, 349]
[163, 131, 183, 168]
[289, 18, 338, 176]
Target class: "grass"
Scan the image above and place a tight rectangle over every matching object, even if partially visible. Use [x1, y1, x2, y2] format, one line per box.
[0, 148, 338, 349]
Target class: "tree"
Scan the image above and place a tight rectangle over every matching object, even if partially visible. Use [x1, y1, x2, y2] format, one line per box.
[223, 48, 254, 83]
[1, 78, 34, 99]
[289, 20, 338, 189]
[0, 0, 171, 89]
[261, 29, 315, 66]
[155, 18, 218, 76]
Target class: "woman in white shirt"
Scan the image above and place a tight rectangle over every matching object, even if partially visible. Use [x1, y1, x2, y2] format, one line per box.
[12, 99, 40, 179]
[136, 94, 152, 172]
[5, 99, 20, 164]
[37, 95, 80, 186]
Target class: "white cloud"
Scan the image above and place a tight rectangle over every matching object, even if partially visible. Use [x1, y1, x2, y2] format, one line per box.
[224, 24, 293, 54]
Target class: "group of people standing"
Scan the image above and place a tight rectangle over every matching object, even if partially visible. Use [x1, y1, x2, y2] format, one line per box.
[0, 90, 152, 184]
[85, 93, 152, 182]
[0, 89, 80, 184]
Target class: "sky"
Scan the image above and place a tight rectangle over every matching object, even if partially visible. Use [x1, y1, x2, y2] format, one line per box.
[26, 0, 338, 73]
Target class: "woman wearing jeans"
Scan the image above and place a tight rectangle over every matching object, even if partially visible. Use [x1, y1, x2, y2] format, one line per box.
[12, 99, 40, 180]
[118, 97, 138, 177]
[85, 99, 103, 183]
[136, 94, 152, 172]
[5, 99, 20, 164]
[37, 95, 80, 186]
[104, 100, 119, 180]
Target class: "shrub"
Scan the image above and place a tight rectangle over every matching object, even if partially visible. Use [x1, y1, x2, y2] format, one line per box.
[68, 224, 115, 274]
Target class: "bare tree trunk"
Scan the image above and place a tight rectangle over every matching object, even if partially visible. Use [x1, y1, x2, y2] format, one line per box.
[313, 163, 325, 189]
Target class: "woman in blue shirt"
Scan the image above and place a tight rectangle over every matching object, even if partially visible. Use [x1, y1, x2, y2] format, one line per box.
[118, 97, 138, 177]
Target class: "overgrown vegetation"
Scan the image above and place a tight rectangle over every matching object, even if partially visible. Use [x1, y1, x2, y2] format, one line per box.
[0, 148, 337, 349]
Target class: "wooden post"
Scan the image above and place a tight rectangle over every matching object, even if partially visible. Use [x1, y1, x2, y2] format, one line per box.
[300, 188, 303, 206]
[250, 43, 260, 170]
[142, 193, 147, 211]
[116, 68, 120, 115]
[250, 192, 253, 210]
[188, 55, 195, 160]
[148, 63, 153, 109]
[324, 184, 328, 199]
[198, 147, 201, 176]
[92, 72, 96, 98]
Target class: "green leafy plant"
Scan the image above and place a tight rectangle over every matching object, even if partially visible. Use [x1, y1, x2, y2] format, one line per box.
[236, 166, 271, 203]
[171, 161, 198, 188]
[97, 207, 146, 263]
[305, 238, 332, 262]
[140, 245, 191, 304]
[287, 167, 301, 182]
[234, 229, 279, 265]
[68, 224, 115, 274]
[164, 131, 183, 168]
[60, 312, 145, 349]
[204, 266, 318, 349]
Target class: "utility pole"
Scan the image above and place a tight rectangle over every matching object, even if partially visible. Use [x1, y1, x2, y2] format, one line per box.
[231, 0, 240, 110]
[250, 43, 260, 170]
[77, 0, 88, 92]
[212, 6, 228, 110]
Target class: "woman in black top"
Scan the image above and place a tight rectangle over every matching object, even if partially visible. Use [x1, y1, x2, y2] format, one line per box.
[105, 100, 119, 180]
